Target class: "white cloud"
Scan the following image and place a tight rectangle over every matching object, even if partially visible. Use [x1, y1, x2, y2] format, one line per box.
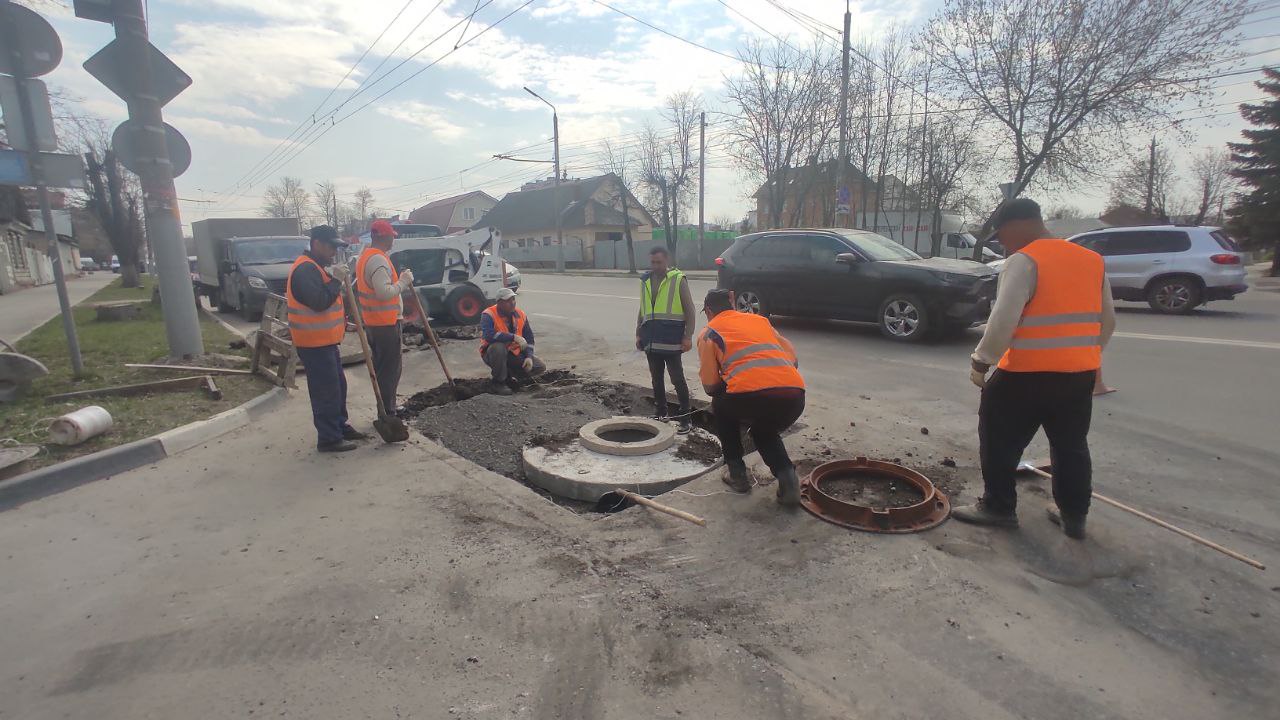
[168, 116, 288, 149]
[377, 102, 468, 140]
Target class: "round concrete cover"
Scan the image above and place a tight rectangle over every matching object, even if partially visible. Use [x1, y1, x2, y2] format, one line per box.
[578, 416, 676, 456]
[523, 427, 720, 502]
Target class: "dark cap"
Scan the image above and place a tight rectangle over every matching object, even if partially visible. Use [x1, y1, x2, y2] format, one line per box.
[309, 225, 345, 245]
[703, 288, 733, 314]
[994, 198, 1042, 227]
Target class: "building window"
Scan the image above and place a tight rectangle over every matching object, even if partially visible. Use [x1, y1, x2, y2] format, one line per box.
[6, 232, 27, 270]
[463, 207, 476, 221]
[543, 236, 552, 246]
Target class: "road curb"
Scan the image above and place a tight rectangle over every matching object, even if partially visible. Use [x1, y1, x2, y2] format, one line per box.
[517, 268, 718, 280]
[0, 385, 290, 512]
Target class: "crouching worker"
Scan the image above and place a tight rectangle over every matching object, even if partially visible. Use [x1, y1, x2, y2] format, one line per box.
[697, 288, 805, 505]
[480, 288, 545, 395]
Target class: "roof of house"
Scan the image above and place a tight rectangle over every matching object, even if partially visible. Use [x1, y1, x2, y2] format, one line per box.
[408, 190, 496, 228]
[475, 173, 655, 233]
[752, 161, 874, 199]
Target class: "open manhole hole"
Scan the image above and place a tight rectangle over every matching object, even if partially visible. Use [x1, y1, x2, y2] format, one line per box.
[598, 428, 658, 443]
[800, 457, 950, 533]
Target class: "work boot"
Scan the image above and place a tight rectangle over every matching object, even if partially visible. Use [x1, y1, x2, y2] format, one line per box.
[951, 500, 1018, 528]
[677, 419, 692, 435]
[775, 466, 801, 508]
[317, 439, 358, 453]
[722, 465, 752, 494]
[1046, 507, 1087, 540]
[342, 426, 370, 441]
[490, 382, 513, 396]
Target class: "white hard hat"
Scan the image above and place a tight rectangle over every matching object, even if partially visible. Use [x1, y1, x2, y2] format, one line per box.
[496, 288, 517, 301]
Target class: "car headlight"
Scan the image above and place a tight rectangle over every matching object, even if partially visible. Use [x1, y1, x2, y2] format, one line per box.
[247, 276, 268, 289]
[930, 271, 971, 285]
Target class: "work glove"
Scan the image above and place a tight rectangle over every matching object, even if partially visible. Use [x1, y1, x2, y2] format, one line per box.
[329, 264, 351, 282]
[522, 358, 534, 373]
[970, 359, 991, 389]
[397, 268, 415, 289]
[513, 335, 528, 350]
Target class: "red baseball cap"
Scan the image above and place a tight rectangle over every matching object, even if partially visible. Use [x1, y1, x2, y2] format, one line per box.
[370, 220, 398, 238]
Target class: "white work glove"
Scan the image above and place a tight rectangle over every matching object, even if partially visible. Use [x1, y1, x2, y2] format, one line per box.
[522, 358, 534, 373]
[329, 264, 351, 282]
[396, 268, 415, 289]
[512, 335, 528, 350]
[970, 360, 991, 389]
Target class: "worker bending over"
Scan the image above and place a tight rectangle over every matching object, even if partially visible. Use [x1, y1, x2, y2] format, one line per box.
[698, 288, 805, 505]
[480, 288, 545, 395]
[636, 246, 696, 434]
[953, 199, 1115, 540]
[355, 219, 415, 412]
[286, 225, 368, 452]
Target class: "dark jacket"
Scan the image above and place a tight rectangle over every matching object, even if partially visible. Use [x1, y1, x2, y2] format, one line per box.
[290, 252, 343, 313]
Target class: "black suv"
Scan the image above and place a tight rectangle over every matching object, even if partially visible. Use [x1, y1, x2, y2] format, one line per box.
[716, 229, 997, 341]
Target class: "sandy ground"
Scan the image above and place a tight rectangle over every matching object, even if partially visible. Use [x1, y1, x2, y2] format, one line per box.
[0, 313, 1277, 719]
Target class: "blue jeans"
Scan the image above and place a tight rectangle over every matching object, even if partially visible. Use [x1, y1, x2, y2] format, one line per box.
[296, 344, 350, 447]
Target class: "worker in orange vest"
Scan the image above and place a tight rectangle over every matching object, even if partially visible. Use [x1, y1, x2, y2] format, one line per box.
[697, 288, 805, 505]
[287, 225, 368, 452]
[479, 288, 545, 395]
[356, 220, 415, 412]
[954, 199, 1116, 539]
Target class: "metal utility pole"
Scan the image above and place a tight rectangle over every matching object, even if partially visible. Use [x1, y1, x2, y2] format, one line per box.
[524, 86, 563, 273]
[835, 0, 852, 228]
[79, 0, 203, 357]
[1, 0, 83, 374]
[1144, 136, 1156, 217]
[697, 111, 705, 266]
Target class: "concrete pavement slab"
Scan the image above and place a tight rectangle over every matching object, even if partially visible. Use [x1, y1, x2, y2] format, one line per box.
[0, 273, 116, 343]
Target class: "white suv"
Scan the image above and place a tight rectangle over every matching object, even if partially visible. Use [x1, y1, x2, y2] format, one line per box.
[1068, 225, 1248, 314]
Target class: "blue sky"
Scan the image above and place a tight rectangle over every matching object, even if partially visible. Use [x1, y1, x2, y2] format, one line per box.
[26, 0, 1280, 231]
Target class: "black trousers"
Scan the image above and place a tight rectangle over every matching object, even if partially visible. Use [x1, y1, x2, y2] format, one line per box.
[979, 369, 1095, 517]
[645, 351, 690, 417]
[483, 344, 546, 383]
[712, 388, 805, 476]
[296, 344, 350, 447]
[366, 322, 402, 409]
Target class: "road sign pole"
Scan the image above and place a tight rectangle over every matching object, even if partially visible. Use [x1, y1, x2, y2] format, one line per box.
[107, 0, 203, 357]
[0, 0, 83, 374]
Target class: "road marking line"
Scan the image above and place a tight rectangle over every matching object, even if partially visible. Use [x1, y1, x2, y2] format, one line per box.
[530, 312, 571, 320]
[520, 289, 634, 300]
[1113, 331, 1280, 350]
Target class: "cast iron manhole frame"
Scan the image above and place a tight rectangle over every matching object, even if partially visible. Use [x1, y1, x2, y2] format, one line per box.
[800, 456, 950, 533]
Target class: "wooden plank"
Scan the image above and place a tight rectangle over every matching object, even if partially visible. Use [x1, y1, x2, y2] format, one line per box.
[124, 364, 254, 375]
[202, 375, 222, 400]
[46, 376, 207, 403]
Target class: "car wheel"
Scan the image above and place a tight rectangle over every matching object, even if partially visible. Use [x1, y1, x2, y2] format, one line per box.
[734, 288, 768, 317]
[447, 287, 485, 325]
[878, 294, 930, 342]
[1147, 276, 1202, 315]
[239, 294, 257, 322]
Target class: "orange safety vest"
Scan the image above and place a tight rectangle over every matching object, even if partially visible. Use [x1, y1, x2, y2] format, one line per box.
[286, 255, 346, 348]
[998, 238, 1105, 373]
[355, 247, 401, 327]
[703, 310, 804, 394]
[479, 305, 527, 357]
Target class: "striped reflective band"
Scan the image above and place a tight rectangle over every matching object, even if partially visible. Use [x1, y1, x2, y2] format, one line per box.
[726, 356, 796, 378]
[1018, 312, 1102, 328]
[1009, 335, 1100, 350]
[289, 317, 344, 330]
[647, 313, 684, 322]
[723, 342, 784, 366]
[648, 342, 683, 352]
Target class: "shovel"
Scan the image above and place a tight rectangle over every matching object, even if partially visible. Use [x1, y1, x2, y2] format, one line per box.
[342, 278, 410, 443]
[406, 287, 463, 399]
[595, 489, 706, 527]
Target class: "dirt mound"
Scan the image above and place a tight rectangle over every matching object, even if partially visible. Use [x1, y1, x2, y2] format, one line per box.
[817, 472, 925, 509]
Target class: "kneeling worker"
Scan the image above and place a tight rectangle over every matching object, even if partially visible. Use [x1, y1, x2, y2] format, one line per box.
[287, 225, 368, 452]
[355, 219, 415, 411]
[952, 198, 1115, 540]
[698, 288, 805, 505]
[480, 288, 545, 395]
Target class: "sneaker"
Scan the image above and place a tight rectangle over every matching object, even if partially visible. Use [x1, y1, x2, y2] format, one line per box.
[317, 440, 358, 453]
[951, 500, 1019, 528]
[1046, 507, 1087, 540]
[342, 426, 370, 441]
[652, 412, 670, 422]
[677, 419, 692, 435]
[722, 466, 752, 494]
[490, 382, 514, 396]
[775, 466, 801, 507]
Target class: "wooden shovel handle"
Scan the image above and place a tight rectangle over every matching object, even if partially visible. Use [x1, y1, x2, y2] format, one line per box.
[615, 490, 706, 527]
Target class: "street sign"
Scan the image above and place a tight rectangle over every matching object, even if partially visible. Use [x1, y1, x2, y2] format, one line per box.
[836, 185, 851, 215]
[112, 120, 191, 177]
[0, 150, 84, 188]
[0, 76, 58, 151]
[83, 39, 191, 107]
[72, 0, 115, 23]
[999, 182, 1019, 201]
[0, 3, 63, 78]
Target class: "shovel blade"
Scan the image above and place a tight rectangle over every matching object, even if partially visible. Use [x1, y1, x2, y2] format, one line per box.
[373, 415, 410, 443]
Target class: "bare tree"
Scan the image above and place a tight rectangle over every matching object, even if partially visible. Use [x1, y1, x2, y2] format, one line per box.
[262, 176, 312, 224]
[916, 115, 984, 254]
[600, 139, 639, 274]
[1045, 203, 1084, 220]
[315, 181, 339, 227]
[725, 39, 838, 230]
[84, 146, 144, 288]
[1107, 144, 1178, 221]
[638, 92, 703, 258]
[353, 187, 375, 224]
[1190, 149, 1235, 225]
[711, 214, 739, 231]
[922, 0, 1250, 237]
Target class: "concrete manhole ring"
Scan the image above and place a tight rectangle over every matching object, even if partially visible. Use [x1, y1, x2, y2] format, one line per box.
[800, 456, 950, 533]
[578, 416, 676, 456]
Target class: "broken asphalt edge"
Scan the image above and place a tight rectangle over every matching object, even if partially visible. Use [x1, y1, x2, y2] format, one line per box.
[0, 386, 289, 513]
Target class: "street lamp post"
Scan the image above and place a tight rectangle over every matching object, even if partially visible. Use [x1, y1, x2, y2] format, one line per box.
[524, 86, 563, 273]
